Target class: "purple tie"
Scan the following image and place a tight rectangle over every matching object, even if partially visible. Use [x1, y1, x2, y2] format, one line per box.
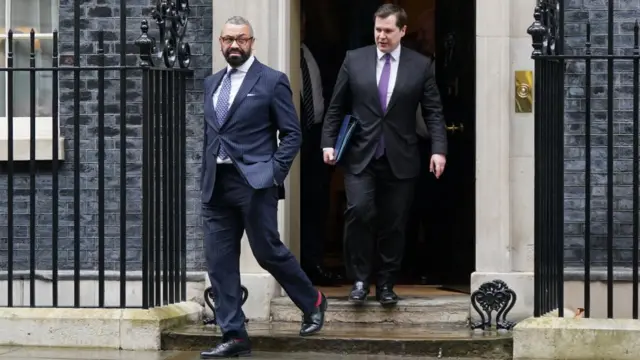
[375, 53, 391, 159]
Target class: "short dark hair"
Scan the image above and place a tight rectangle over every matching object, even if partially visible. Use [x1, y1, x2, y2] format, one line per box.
[374, 4, 408, 29]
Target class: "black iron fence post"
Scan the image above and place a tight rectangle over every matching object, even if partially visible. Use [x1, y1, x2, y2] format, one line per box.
[118, 0, 128, 309]
[529, 0, 565, 317]
[6, 29, 14, 308]
[528, 5, 548, 317]
[136, 20, 154, 310]
[135, 5, 192, 307]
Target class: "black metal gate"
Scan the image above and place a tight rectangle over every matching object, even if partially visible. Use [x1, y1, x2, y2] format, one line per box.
[529, 0, 640, 318]
[1, 0, 192, 309]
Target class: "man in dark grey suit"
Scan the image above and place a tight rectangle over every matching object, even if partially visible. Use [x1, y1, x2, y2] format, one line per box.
[321, 4, 447, 306]
[200, 16, 327, 359]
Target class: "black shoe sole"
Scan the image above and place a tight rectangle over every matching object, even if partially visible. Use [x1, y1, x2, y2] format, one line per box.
[300, 326, 323, 337]
[349, 295, 368, 305]
[200, 350, 251, 358]
[378, 298, 398, 307]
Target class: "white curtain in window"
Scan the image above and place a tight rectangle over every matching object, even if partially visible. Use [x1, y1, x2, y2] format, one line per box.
[0, 0, 58, 117]
[12, 0, 57, 33]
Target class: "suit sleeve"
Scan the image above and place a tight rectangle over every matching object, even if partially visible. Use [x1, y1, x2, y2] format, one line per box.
[321, 51, 351, 149]
[420, 59, 447, 155]
[270, 73, 303, 184]
[201, 77, 211, 188]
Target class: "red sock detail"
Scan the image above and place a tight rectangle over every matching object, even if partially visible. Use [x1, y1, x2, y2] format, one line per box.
[315, 291, 322, 307]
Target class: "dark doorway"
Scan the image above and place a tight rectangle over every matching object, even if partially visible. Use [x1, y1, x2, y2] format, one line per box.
[301, 0, 476, 288]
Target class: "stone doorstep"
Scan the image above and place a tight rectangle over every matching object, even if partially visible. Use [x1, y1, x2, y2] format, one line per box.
[270, 295, 470, 325]
[514, 316, 640, 360]
[0, 301, 202, 351]
[162, 322, 513, 358]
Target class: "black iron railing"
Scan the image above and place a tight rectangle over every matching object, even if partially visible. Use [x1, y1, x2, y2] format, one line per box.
[529, 0, 640, 319]
[528, 0, 565, 317]
[1, 0, 192, 309]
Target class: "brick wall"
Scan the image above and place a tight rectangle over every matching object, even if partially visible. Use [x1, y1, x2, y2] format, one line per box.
[563, 0, 640, 267]
[0, 0, 212, 271]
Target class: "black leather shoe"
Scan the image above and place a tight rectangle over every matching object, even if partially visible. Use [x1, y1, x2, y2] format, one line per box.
[349, 281, 369, 304]
[300, 292, 328, 336]
[200, 338, 251, 358]
[376, 284, 399, 307]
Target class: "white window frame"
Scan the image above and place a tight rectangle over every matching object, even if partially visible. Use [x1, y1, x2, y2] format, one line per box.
[0, 0, 64, 161]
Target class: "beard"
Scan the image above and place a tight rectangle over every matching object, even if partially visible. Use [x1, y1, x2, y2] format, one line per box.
[224, 47, 251, 67]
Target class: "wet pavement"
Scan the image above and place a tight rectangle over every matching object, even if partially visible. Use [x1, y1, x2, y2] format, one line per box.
[0, 347, 491, 360]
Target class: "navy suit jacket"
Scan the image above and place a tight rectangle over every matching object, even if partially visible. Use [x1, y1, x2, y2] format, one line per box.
[201, 59, 302, 204]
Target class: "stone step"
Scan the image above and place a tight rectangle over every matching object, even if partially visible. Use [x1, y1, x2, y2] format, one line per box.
[270, 295, 470, 325]
[162, 322, 512, 358]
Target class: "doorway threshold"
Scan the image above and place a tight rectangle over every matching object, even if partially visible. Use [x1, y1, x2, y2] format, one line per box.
[317, 284, 470, 298]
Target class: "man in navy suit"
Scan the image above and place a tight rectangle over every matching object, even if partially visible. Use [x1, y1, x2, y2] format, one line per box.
[200, 16, 327, 359]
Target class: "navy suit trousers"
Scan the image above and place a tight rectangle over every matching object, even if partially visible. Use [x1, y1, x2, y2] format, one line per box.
[202, 165, 317, 336]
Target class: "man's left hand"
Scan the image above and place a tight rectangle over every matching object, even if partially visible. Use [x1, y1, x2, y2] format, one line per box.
[429, 154, 446, 179]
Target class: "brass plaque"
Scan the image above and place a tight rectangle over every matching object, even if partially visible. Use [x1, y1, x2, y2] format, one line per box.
[515, 70, 533, 113]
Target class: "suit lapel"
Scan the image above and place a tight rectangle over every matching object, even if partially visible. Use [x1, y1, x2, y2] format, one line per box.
[205, 70, 225, 130]
[221, 60, 263, 129]
[366, 47, 383, 116]
[386, 47, 411, 113]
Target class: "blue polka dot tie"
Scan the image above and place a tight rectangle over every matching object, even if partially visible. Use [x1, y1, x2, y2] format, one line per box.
[215, 68, 237, 159]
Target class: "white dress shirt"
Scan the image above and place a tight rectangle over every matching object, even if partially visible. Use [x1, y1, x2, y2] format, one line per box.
[300, 43, 324, 124]
[212, 55, 256, 164]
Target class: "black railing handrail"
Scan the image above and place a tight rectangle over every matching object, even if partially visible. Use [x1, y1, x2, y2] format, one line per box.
[0, 67, 194, 71]
[532, 54, 640, 59]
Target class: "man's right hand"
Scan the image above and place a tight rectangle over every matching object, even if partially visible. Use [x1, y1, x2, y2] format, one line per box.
[323, 148, 336, 165]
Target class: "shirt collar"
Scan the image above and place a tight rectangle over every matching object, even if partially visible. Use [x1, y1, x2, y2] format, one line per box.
[377, 45, 401, 61]
[227, 55, 255, 73]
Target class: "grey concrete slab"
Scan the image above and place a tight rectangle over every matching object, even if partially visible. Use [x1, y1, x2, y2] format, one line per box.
[0, 348, 179, 360]
[0, 348, 494, 360]
[0, 348, 17, 356]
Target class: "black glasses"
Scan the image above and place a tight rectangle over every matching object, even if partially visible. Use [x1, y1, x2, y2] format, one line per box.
[220, 36, 254, 46]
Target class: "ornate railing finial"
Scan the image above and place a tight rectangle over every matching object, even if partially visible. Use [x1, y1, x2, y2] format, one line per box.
[149, 0, 192, 68]
[528, 6, 546, 57]
[135, 20, 155, 67]
[528, 0, 562, 57]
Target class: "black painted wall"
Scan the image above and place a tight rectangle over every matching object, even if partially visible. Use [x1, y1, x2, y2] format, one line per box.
[0, 0, 212, 271]
[563, 0, 640, 267]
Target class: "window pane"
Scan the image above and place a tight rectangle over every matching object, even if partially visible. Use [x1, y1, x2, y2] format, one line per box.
[0, 38, 54, 117]
[11, 0, 59, 33]
[0, 5, 6, 30]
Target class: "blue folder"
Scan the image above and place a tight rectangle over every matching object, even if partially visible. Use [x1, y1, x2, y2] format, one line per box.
[334, 115, 359, 163]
